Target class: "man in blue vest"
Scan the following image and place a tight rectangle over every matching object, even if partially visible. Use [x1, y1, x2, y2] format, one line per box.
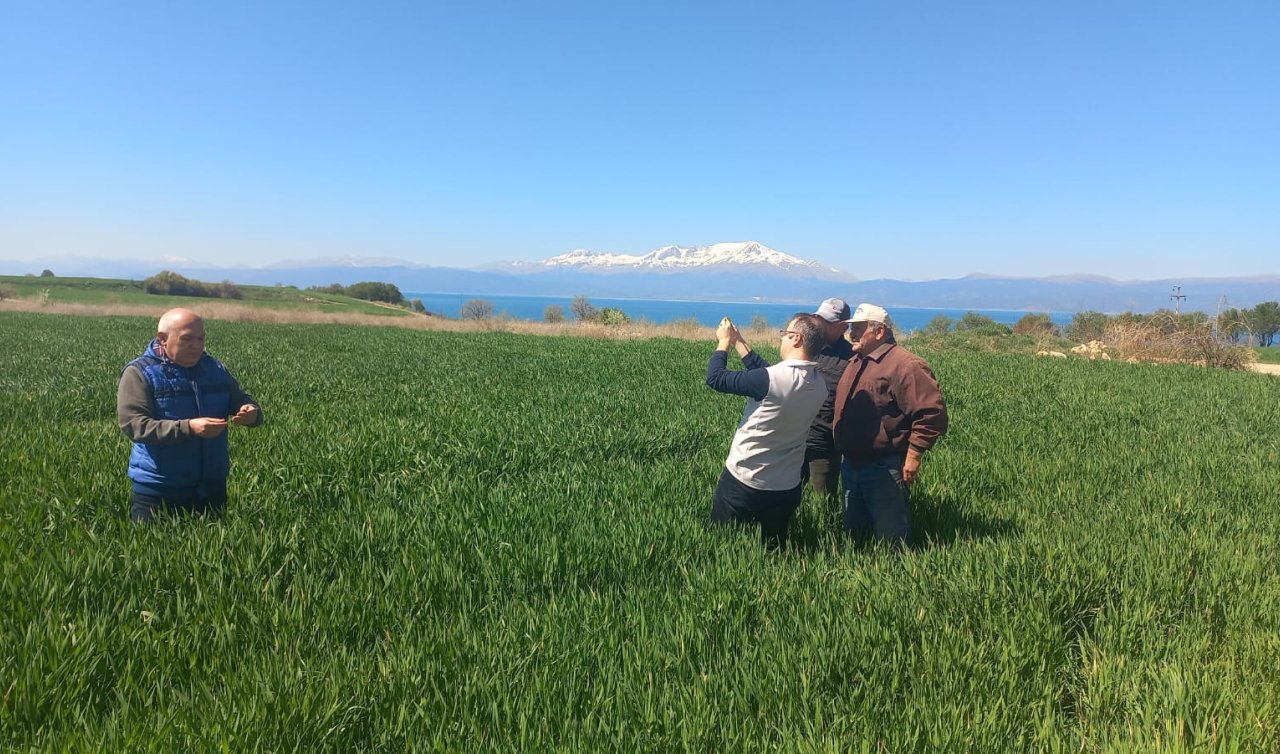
[117, 308, 263, 524]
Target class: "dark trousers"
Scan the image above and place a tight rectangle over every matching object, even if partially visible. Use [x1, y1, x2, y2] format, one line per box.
[802, 448, 842, 507]
[130, 482, 228, 525]
[710, 468, 804, 549]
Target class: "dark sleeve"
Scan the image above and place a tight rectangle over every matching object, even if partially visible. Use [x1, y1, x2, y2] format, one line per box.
[742, 350, 770, 370]
[227, 372, 264, 425]
[117, 365, 192, 445]
[901, 360, 948, 451]
[706, 350, 770, 401]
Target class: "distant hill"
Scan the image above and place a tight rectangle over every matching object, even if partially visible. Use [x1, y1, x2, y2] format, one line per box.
[4, 246, 1277, 314]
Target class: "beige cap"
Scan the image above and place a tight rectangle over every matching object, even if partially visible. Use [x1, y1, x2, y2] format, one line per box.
[848, 303, 889, 324]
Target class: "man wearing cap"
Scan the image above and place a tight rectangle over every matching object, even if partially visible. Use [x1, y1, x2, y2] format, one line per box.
[707, 313, 827, 549]
[833, 303, 948, 548]
[804, 298, 857, 506]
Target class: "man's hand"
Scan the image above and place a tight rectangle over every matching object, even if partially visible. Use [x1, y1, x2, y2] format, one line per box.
[716, 318, 735, 350]
[190, 417, 228, 437]
[902, 446, 923, 486]
[231, 404, 260, 426]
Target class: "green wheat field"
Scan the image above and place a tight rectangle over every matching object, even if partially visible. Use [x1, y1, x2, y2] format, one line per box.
[2, 311, 1278, 752]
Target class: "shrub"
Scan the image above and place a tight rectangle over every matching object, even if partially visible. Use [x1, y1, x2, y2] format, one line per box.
[411, 299, 427, 314]
[955, 312, 1012, 336]
[144, 270, 213, 298]
[40, 269, 55, 278]
[1105, 313, 1251, 370]
[1012, 313, 1057, 336]
[459, 299, 495, 320]
[921, 315, 953, 336]
[543, 305, 566, 324]
[570, 295, 598, 322]
[599, 307, 630, 326]
[0, 283, 14, 300]
[1066, 311, 1109, 342]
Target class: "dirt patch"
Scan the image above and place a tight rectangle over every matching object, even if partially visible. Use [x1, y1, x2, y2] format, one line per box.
[1249, 363, 1280, 376]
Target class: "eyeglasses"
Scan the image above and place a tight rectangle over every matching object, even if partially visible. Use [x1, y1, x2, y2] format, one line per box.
[778, 329, 799, 338]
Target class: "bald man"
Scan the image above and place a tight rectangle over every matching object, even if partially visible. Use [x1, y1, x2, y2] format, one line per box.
[117, 308, 263, 524]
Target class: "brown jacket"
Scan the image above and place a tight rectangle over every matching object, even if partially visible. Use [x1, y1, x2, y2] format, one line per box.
[833, 342, 948, 461]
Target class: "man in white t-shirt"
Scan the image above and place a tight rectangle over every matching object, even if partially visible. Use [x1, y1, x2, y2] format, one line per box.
[705, 313, 827, 548]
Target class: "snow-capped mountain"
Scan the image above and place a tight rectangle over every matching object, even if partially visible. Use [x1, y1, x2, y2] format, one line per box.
[515, 241, 847, 279]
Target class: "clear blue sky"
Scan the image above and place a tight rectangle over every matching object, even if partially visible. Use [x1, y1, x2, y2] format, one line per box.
[2, 0, 1276, 280]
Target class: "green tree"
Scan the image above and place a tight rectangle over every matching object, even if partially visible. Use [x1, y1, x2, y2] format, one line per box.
[345, 281, 403, 304]
[1217, 307, 1249, 344]
[410, 299, 427, 314]
[40, 269, 55, 278]
[1250, 301, 1280, 347]
[598, 307, 630, 326]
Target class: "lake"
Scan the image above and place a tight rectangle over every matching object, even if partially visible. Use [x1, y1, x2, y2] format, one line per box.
[403, 292, 1073, 332]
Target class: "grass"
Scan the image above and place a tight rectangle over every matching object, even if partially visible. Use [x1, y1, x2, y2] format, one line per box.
[2, 311, 1279, 751]
[1254, 346, 1280, 364]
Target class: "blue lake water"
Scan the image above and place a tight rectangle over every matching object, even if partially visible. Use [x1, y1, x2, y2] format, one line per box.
[404, 292, 1073, 332]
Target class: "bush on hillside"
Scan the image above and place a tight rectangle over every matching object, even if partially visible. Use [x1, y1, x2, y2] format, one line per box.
[1065, 311, 1109, 342]
[308, 282, 404, 304]
[344, 281, 404, 304]
[599, 307, 630, 326]
[955, 312, 1012, 336]
[1013, 313, 1057, 336]
[921, 315, 953, 336]
[143, 270, 243, 299]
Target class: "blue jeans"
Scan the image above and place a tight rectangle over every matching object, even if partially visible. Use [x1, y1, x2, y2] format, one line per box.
[841, 455, 910, 547]
[130, 481, 227, 525]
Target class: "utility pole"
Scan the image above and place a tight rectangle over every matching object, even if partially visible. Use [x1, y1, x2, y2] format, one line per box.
[1170, 285, 1186, 314]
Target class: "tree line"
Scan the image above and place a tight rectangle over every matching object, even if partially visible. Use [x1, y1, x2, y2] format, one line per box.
[308, 282, 405, 305]
[917, 303, 1280, 347]
[143, 271, 243, 299]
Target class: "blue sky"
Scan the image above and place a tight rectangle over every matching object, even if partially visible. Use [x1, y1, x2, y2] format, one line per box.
[1, 0, 1276, 280]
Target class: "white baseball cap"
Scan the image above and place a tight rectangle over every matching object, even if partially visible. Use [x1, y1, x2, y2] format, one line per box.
[848, 303, 889, 324]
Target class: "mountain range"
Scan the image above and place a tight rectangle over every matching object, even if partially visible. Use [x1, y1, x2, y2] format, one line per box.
[3, 241, 1277, 314]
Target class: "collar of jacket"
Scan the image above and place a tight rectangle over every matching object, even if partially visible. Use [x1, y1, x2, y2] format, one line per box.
[863, 342, 896, 361]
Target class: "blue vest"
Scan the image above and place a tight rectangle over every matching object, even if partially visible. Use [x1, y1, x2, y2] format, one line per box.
[126, 341, 233, 490]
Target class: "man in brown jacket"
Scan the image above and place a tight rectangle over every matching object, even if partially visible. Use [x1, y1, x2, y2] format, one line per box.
[833, 303, 948, 548]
